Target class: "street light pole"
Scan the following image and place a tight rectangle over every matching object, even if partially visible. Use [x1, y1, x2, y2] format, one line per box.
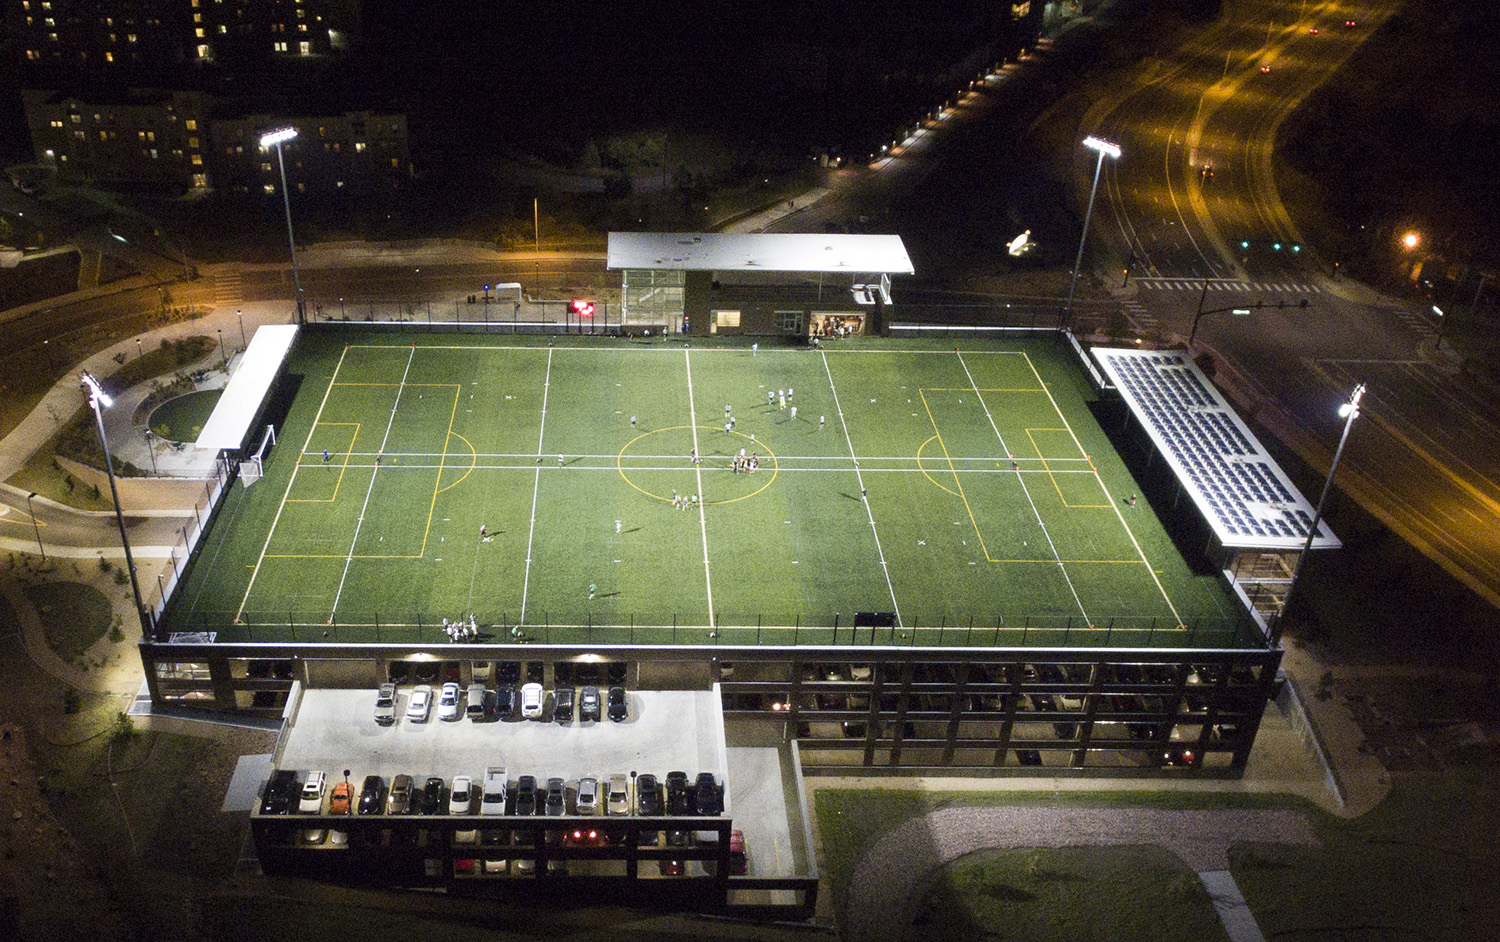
[143, 429, 159, 475]
[260, 128, 305, 327]
[217, 327, 227, 368]
[1064, 135, 1121, 330]
[1273, 382, 1364, 646]
[1432, 305, 1446, 351]
[81, 372, 151, 639]
[25, 491, 44, 560]
[237, 308, 247, 350]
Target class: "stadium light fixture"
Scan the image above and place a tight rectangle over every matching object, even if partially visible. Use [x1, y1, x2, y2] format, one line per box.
[1064, 136, 1121, 329]
[81, 372, 152, 639]
[1275, 382, 1364, 646]
[260, 127, 305, 326]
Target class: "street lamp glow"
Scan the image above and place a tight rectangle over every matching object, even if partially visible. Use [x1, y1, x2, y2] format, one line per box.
[1401, 231, 1420, 250]
[259, 127, 297, 148]
[1337, 382, 1365, 418]
[80, 371, 113, 408]
[1082, 135, 1122, 159]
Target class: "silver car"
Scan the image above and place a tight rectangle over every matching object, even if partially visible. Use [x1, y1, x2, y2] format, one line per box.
[374, 683, 397, 725]
[575, 776, 599, 816]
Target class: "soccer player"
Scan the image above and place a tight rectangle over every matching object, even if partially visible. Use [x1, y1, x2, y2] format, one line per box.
[588, 583, 596, 600]
[322, 449, 330, 462]
[790, 406, 797, 421]
[558, 454, 564, 466]
[615, 519, 622, 534]
[752, 342, 758, 356]
[631, 415, 637, 428]
[819, 415, 826, 430]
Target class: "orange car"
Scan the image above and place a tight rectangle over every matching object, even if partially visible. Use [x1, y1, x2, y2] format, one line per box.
[328, 780, 354, 815]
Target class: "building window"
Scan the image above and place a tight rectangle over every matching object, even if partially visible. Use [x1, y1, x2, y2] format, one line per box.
[105, 51, 114, 61]
[73, 130, 84, 140]
[148, 131, 156, 142]
[49, 119, 63, 128]
[185, 119, 196, 131]
[193, 173, 208, 188]
[273, 41, 287, 52]
[138, 131, 147, 141]
[715, 311, 741, 328]
[390, 157, 399, 168]
[299, 40, 310, 54]
[70, 113, 80, 123]
[27, 50, 40, 60]
[188, 137, 198, 147]
[354, 141, 366, 153]
[775, 311, 806, 334]
[195, 27, 204, 37]
[192, 154, 202, 165]
[128, 33, 136, 43]
[264, 183, 275, 194]
[197, 44, 210, 58]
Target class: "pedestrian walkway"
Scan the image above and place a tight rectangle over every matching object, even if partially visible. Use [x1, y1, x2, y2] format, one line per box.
[1134, 277, 1323, 294]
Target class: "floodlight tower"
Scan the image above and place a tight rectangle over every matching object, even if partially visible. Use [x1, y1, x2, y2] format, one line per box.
[81, 372, 151, 638]
[1064, 135, 1121, 330]
[1274, 382, 1364, 646]
[260, 127, 305, 326]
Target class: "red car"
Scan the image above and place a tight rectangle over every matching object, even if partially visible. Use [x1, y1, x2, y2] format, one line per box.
[328, 781, 354, 815]
[729, 830, 747, 875]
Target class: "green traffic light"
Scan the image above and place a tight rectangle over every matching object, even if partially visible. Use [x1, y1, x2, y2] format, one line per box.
[1273, 243, 1282, 251]
[1292, 245, 1301, 253]
[1241, 241, 1249, 249]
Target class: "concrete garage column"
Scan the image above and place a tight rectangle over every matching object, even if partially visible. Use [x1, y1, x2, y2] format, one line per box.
[685, 271, 714, 336]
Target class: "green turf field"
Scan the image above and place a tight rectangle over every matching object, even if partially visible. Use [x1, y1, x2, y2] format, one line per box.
[167, 332, 1257, 648]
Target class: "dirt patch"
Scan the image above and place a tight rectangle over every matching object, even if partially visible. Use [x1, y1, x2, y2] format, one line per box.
[23, 581, 114, 666]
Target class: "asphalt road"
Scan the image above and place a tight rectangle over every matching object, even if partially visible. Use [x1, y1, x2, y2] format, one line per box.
[1077, 0, 1500, 606]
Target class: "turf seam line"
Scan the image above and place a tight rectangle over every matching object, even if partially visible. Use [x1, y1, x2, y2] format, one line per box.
[236, 343, 352, 620]
[331, 345, 415, 616]
[683, 348, 716, 627]
[820, 349, 903, 628]
[518, 347, 553, 624]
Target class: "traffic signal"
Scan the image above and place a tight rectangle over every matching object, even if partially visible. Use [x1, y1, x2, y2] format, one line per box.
[571, 299, 595, 318]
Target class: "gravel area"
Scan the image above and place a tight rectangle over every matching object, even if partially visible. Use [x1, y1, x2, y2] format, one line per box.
[844, 807, 1318, 942]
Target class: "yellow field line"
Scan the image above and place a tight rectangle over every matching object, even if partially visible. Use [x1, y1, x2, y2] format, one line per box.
[919, 388, 993, 562]
[417, 385, 462, 557]
[1021, 350, 1182, 624]
[916, 435, 960, 496]
[289, 423, 361, 503]
[437, 430, 478, 494]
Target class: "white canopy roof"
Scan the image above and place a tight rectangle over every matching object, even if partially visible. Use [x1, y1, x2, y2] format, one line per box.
[194, 324, 298, 451]
[607, 232, 915, 275]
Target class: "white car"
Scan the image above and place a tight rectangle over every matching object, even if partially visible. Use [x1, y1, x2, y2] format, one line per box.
[298, 770, 326, 813]
[449, 775, 475, 815]
[520, 682, 544, 719]
[480, 767, 508, 815]
[373, 682, 397, 725]
[437, 682, 462, 721]
[407, 684, 433, 722]
[606, 773, 631, 816]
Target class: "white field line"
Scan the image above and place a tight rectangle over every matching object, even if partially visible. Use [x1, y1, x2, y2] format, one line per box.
[821, 350, 903, 627]
[237, 343, 351, 620]
[1020, 350, 1182, 623]
[956, 351, 1087, 622]
[683, 349, 716, 627]
[330, 345, 416, 615]
[519, 348, 554, 623]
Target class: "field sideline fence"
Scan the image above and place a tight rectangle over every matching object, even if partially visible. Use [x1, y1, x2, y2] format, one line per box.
[171, 610, 1265, 650]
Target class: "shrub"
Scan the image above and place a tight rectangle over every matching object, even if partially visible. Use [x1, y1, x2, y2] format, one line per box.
[63, 688, 82, 714]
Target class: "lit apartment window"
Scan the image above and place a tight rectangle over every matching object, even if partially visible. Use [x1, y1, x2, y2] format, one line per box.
[27, 50, 40, 60]
[264, 184, 275, 194]
[390, 158, 399, 168]
[98, 131, 107, 140]
[45, 149, 54, 158]
[42, 1, 51, 9]
[354, 142, 366, 153]
[193, 173, 208, 188]
[188, 137, 198, 147]
[148, 131, 156, 141]
[150, 149, 158, 159]
[297, 182, 305, 192]
[47, 32, 57, 42]
[261, 162, 271, 172]
[44, 16, 53, 25]
[299, 40, 310, 54]
[273, 41, 287, 52]
[194, 13, 201, 22]
[336, 180, 344, 188]
[197, 44, 210, 58]
[296, 8, 304, 16]
[185, 119, 197, 131]
[70, 114, 80, 123]
[26, 16, 34, 25]
[138, 130, 147, 140]
[50, 119, 63, 128]
[128, 33, 136, 42]
[218, 25, 225, 33]
[22, 1, 30, 10]
[73, 130, 84, 139]
[195, 27, 204, 37]
[192, 154, 202, 165]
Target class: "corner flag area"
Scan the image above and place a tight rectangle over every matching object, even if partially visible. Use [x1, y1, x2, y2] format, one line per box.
[167, 331, 1258, 649]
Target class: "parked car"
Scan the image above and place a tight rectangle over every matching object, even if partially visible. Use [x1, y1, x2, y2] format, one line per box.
[607, 685, 628, 722]
[575, 776, 599, 815]
[421, 776, 446, 815]
[636, 774, 663, 815]
[520, 682, 544, 719]
[514, 775, 539, 816]
[437, 682, 462, 721]
[260, 769, 299, 814]
[450, 776, 475, 815]
[665, 771, 690, 815]
[729, 829, 748, 874]
[406, 684, 433, 722]
[580, 685, 602, 722]
[357, 775, 385, 815]
[606, 773, 631, 815]
[544, 777, 566, 815]
[374, 682, 398, 725]
[553, 685, 574, 723]
[297, 770, 326, 814]
[694, 772, 721, 815]
[480, 767, 508, 815]
[386, 774, 414, 815]
[661, 829, 691, 876]
[328, 780, 354, 815]
[465, 683, 487, 720]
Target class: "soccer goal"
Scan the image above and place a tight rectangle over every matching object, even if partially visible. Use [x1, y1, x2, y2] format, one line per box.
[239, 424, 276, 488]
